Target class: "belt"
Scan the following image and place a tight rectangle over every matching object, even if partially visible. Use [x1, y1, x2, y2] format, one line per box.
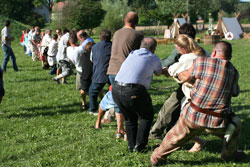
[114, 81, 144, 89]
[189, 100, 224, 118]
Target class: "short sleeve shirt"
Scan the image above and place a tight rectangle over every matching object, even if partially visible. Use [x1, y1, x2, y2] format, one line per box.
[107, 28, 144, 75]
[1, 27, 11, 46]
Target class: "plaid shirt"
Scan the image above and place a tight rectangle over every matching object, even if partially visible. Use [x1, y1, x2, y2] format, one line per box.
[182, 57, 239, 128]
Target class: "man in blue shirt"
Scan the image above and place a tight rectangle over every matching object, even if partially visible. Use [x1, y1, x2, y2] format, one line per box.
[77, 30, 94, 51]
[89, 29, 112, 115]
[112, 37, 163, 152]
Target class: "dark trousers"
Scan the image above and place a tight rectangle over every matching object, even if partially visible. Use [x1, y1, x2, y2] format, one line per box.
[89, 82, 106, 112]
[149, 85, 184, 139]
[112, 83, 154, 149]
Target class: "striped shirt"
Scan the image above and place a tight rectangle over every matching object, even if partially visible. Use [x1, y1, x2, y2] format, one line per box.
[182, 57, 239, 128]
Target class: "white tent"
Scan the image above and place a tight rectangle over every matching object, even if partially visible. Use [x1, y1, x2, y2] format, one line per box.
[214, 17, 243, 39]
[169, 18, 186, 38]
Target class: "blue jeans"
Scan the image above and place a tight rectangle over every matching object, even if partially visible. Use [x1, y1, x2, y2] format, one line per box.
[1, 45, 18, 71]
[108, 75, 116, 85]
[89, 82, 106, 112]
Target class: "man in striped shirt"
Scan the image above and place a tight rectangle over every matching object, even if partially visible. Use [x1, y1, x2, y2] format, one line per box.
[151, 41, 245, 166]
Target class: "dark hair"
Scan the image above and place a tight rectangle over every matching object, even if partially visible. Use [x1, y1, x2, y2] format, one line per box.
[100, 29, 111, 41]
[63, 29, 69, 34]
[140, 37, 157, 52]
[79, 31, 88, 38]
[215, 41, 232, 60]
[53, 34, 58, 40]
[179, 23, 196, 39]
[69, 33, 78, 45]
[84, 42, 95, 53]
[5, 20, 11, 27]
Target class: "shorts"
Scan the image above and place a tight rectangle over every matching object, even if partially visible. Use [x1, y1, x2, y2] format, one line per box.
[100, 91, 120, 113]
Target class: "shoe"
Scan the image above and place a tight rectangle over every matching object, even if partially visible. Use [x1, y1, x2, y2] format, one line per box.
[134, 145, 146, 153]
[52, 77, 60, 84]
[89, 111, 98, 116]
[81, 105, 89, 110]
[62, 80, 68, 84]
[222, 150, 246, 162]
[115, 131, 127, 140]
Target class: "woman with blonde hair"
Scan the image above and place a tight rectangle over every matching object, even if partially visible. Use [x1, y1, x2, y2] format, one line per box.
[168, 34, 207, 152]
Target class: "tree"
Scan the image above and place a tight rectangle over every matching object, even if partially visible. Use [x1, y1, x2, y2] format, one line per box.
[98, 0, 130, 33]
[60, 0, 105, 32]
[0, 0, 45, 27]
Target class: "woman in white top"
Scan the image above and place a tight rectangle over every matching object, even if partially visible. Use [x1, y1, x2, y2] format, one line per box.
[168, 34, 207, 152]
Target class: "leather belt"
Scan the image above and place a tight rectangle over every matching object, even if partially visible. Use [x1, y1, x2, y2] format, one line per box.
[189, 100, 223, 118]
[114, 81, 144, 89]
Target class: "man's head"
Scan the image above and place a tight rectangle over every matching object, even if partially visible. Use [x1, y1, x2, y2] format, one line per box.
[52, 34, 58, 41]
[124, 11, 139, 29]
[56, 29, 62, 36]
[35, 26, 41, 35]
[100, 29, 111, 42]
[179, 23, 196, 39]
[77, 30, 88, 41]
[140, 37, 157, 53]
[63, 29, 70, 34]
[45, 29, 52, 35]
[212, 41, 232, 60]
[5, 20, 11, 27]
[69, 33, 78, 46]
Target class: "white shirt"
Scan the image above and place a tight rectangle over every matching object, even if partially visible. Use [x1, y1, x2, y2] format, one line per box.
[168, 53, 198, 108]
[47, 39, 58, 57]
[41, 34, 52, 53]
[56, 32, 70, 62]
[1, 26, 11, 46]
[67, 46, 83, 73]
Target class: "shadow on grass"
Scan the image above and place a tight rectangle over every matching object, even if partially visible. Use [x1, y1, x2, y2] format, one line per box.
[240, 89, 250, 93]
[7, 102, 82, 118]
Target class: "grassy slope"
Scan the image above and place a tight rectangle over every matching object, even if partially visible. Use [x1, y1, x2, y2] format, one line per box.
[0, 23, 249, 166]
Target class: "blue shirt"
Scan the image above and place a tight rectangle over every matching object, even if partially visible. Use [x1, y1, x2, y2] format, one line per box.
[81, 37, 94, 50]
[115, 48, 162, 89]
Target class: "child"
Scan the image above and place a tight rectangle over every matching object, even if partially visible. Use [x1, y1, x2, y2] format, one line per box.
[95, 85, 127, 141]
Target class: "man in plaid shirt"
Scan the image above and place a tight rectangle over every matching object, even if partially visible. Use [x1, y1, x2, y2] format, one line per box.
[150, 41, 245, 166]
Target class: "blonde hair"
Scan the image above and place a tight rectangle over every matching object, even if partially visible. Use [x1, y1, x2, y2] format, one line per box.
[174, 34, 205, 57]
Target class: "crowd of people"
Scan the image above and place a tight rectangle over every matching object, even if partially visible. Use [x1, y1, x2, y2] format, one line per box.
[1, 10, 247, 166]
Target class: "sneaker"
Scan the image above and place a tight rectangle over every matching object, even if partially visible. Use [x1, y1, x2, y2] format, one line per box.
[89, 111, 98, 116]
[52, 77, 60, 84]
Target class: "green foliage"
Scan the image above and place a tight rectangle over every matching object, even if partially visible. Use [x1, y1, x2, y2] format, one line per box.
[0, 0, 46, 27]
[96, 0, 130, 34]
[0, 36, 249, 167]
[0, 15, 29, 37]
[60, 0, 105, 31]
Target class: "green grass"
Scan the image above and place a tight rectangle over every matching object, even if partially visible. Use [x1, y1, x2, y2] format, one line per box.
[0, 36, 249, 167]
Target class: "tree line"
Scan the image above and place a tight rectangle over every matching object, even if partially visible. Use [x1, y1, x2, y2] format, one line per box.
[0, 0, 249, 33]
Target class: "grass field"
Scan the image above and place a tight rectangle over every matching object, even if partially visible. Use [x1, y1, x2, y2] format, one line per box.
[0, 34, 249, 167]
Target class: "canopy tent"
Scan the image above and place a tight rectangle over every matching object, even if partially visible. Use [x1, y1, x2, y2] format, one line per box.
[213, 17, 243, 39]
[169, 18, 186, 38]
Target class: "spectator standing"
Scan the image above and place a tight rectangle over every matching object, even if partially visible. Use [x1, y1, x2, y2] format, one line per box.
[1, 20, 18, 72]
